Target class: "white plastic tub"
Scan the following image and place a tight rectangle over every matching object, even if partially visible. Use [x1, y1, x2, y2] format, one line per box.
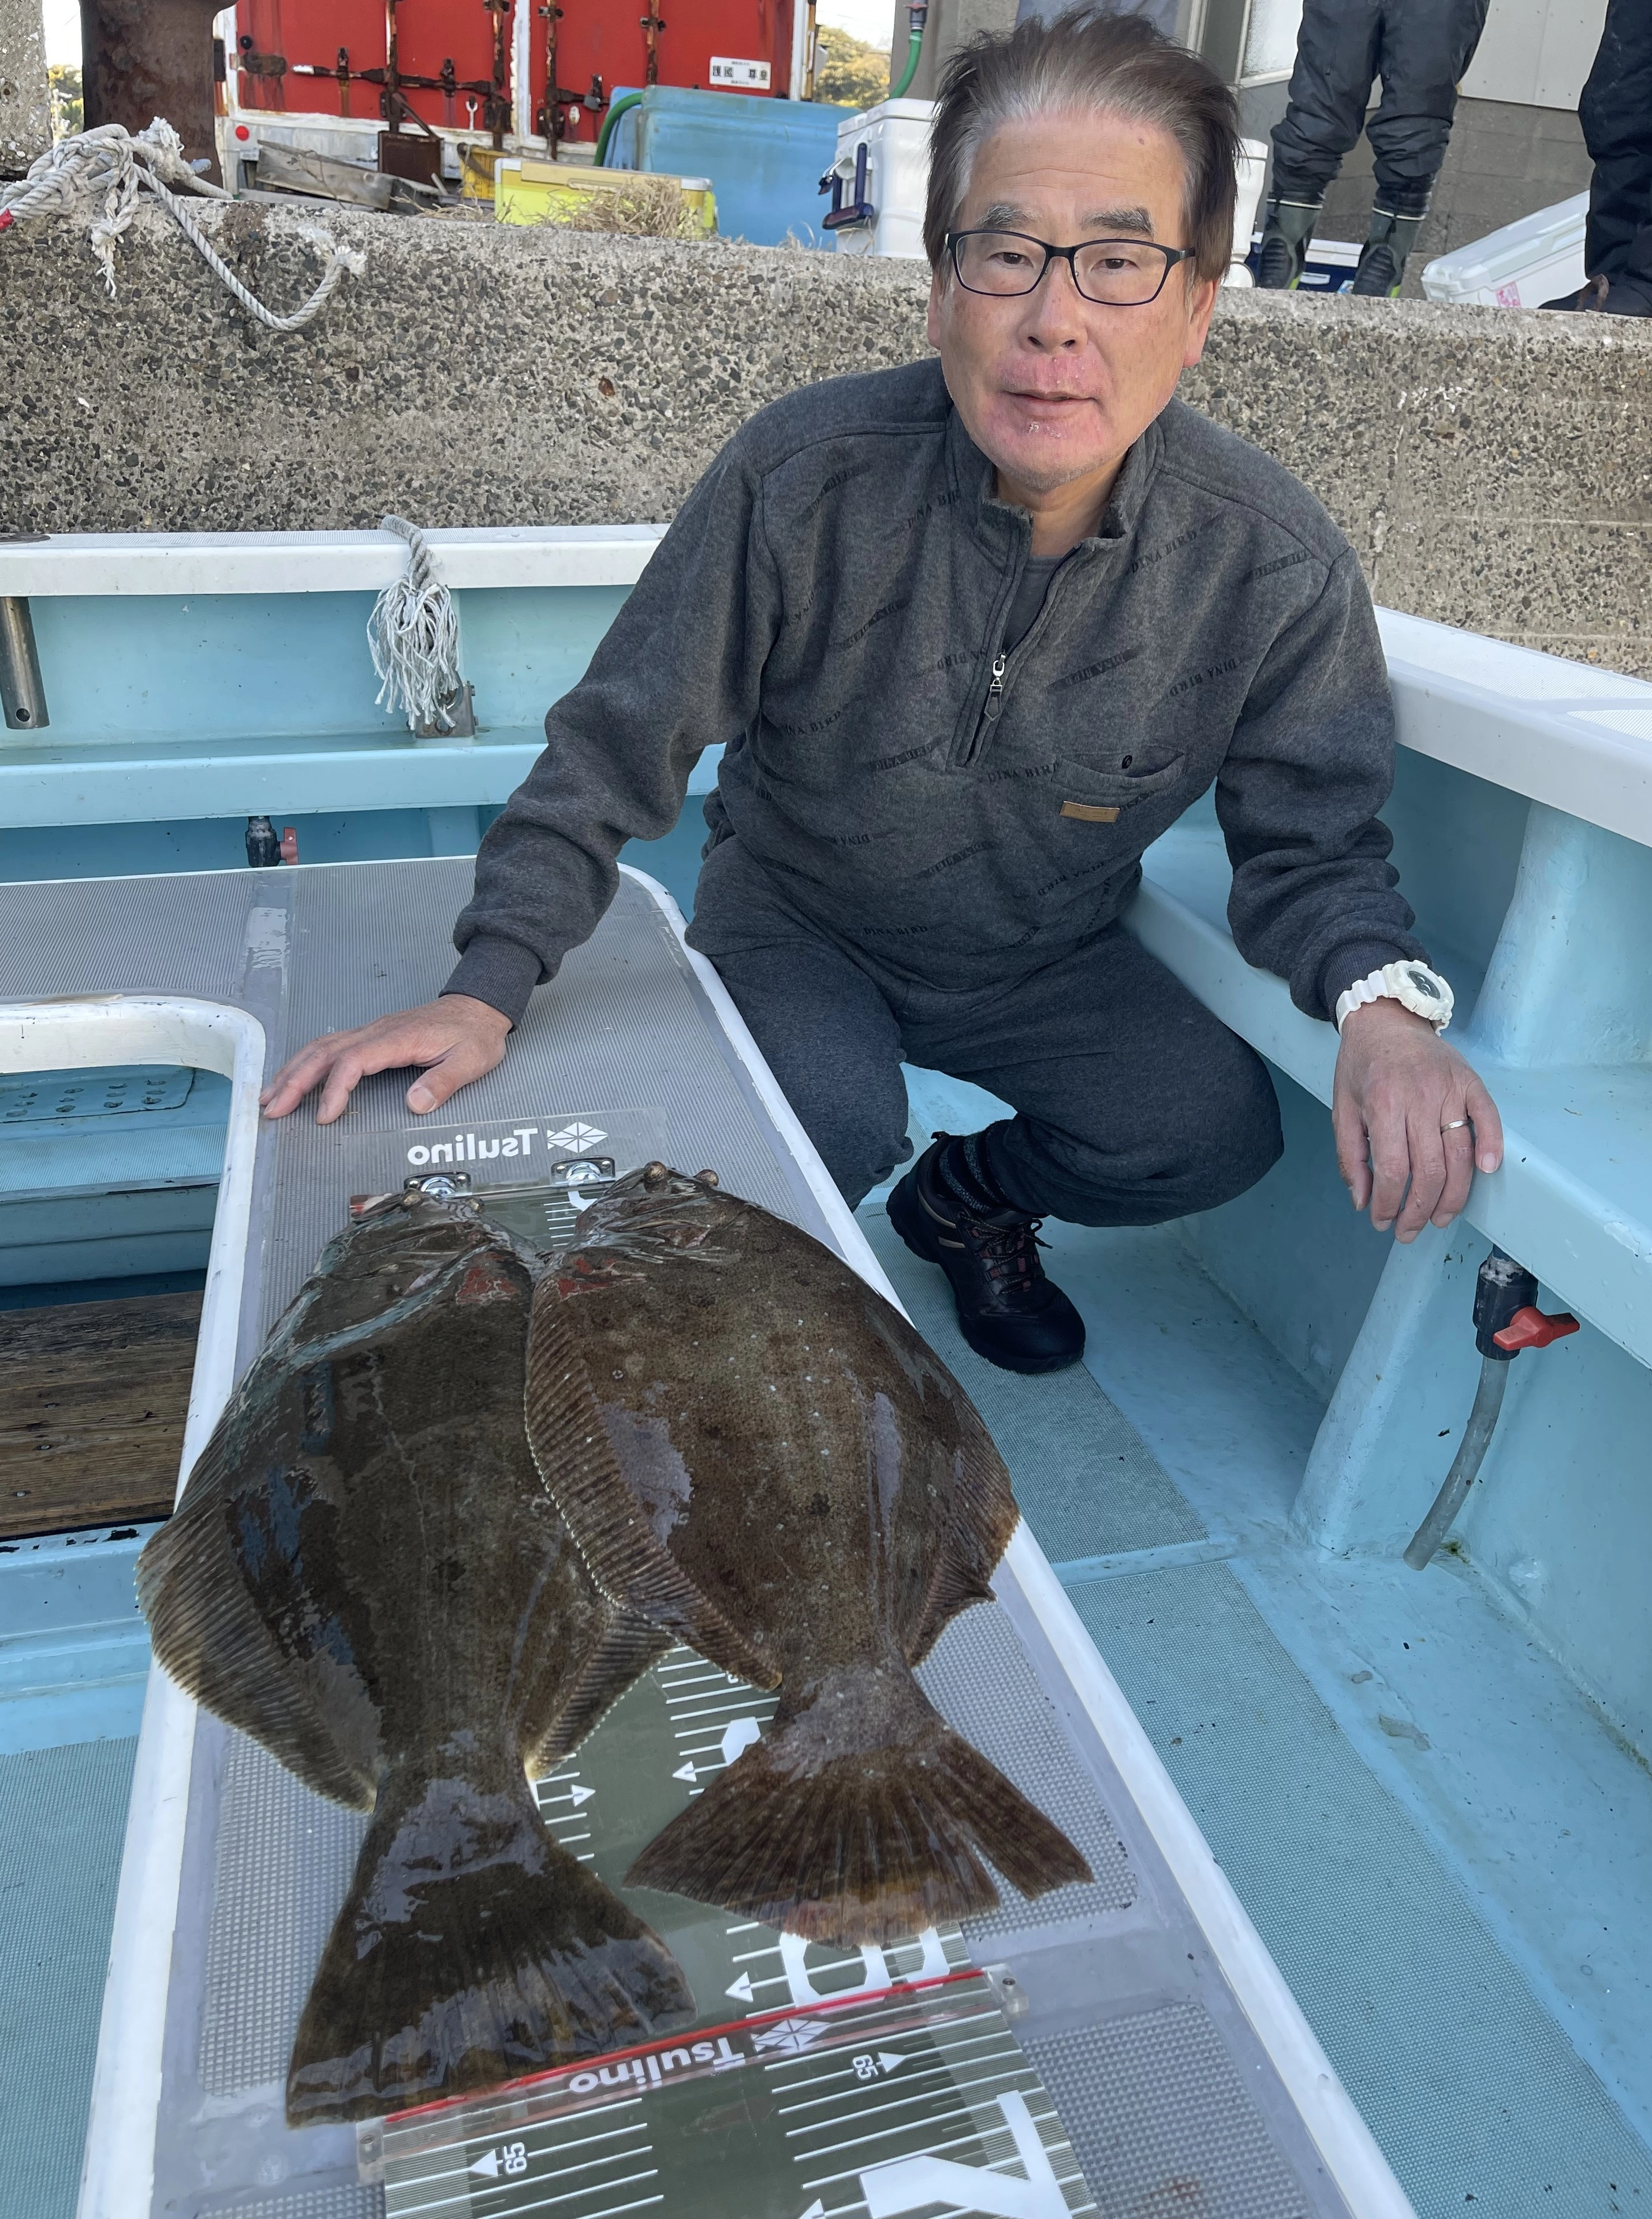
[1421, 191, 1588, 308]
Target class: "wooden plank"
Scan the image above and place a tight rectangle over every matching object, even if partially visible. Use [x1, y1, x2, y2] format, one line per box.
[0, 1291, 202, 1537]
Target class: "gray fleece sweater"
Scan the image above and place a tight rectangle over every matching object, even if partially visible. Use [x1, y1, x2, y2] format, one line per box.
[446, 358, 1424, 1025]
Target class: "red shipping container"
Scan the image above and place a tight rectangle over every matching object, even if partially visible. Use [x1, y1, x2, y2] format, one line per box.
[234, 0, 799, 148]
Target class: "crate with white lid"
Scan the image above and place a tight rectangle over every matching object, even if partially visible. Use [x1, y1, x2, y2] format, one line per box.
[1421, 192, 1588, 308]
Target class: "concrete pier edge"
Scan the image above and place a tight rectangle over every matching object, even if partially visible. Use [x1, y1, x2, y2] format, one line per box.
[1, 201, 1646, 675]
[0, 0, 50, 178]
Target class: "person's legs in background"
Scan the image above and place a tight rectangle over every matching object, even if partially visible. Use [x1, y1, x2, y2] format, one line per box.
[1355, 0, 1490, 297]
[1561, 0, 1652, 316]
[887, 928, 1283, 1374]
[1257, 0, 1381, 288]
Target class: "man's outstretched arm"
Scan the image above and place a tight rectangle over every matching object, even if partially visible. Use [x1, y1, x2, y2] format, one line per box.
[260, 995, 512, 1126]
[263, 442, 780, 1121]
[1218, 552, 1502, 1237]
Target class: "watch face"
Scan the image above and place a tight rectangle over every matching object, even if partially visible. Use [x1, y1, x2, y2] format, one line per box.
[1405, 967, 1441, 1001]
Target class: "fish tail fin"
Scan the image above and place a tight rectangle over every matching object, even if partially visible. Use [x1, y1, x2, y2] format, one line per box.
[625, 1669, 1090, 1949]
[286, 1751, 695, 2124]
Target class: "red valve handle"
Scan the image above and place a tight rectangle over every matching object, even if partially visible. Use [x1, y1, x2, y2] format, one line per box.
[279, 826, 300, 866]
[1493, 1305, 1580, 1353]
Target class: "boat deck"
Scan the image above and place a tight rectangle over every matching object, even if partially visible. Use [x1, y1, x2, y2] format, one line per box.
[4, 832, 1652, 2217]
[13, 1189, 1652, 2215]
[0, 852, 1426, 2219]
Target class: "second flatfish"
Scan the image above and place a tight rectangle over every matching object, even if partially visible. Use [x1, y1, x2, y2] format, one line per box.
[526, 1165, 1091, 1946]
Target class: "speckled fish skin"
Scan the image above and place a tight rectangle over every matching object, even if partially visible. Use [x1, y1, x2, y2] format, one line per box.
[528, 1167, 1091, 1946]
[137, 1193, 693, 2125]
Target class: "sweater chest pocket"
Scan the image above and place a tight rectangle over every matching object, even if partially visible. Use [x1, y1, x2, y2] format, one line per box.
[1053, 753, 1186, 824]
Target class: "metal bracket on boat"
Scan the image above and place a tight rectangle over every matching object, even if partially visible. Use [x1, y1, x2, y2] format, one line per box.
[416, 678, 477, 743]
[0, 597, 49, 730]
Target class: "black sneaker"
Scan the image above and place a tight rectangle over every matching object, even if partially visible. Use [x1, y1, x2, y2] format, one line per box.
[887, 1137, 1085, 1375]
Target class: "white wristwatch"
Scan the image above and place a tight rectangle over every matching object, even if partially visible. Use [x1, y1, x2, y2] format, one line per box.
[1335, 960, 1455, 1035]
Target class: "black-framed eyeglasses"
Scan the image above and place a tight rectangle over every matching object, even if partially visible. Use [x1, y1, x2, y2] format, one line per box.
[947, 228, 1193, 307]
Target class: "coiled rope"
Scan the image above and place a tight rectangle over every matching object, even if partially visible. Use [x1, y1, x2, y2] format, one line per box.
[369, 516, 464, 734]
[0, 117, 366, 331]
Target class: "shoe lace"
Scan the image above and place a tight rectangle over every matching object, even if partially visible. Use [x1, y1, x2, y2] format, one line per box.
[963, 1215, 1049, 1292]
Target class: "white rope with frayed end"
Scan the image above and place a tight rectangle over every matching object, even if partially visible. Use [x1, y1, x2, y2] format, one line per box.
[0, 118, 366, 330]
[369, 517, 463, 734]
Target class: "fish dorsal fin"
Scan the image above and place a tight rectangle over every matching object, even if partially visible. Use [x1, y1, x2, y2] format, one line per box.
[524, 1279, 780, 1691]
[137, 1425, 379, 1811]
[528, 1611, 670, 1776]
[905, 1387, 1020, 1668]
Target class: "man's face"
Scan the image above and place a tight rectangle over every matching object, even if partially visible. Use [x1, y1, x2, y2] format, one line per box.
[927, 107, 1218, 503]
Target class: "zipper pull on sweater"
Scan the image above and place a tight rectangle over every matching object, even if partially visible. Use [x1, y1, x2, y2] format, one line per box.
[983, 651, 1007, 723]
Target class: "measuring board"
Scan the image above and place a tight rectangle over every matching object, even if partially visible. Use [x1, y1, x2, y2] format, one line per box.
[360, 1647, 1092, 2219]
[0, 859, 1411, 2219]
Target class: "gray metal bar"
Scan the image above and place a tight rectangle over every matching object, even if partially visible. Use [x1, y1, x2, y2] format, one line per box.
[0, 597, 49, 731]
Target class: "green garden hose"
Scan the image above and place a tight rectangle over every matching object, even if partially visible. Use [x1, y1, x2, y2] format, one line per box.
[889, 1, 928, 99]
[595, 91, 643, 168]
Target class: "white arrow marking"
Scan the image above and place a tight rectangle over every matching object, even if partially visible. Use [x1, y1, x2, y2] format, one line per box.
[878, 2051, 906, 2075]
[469, 2149, 501, 2179]
[798, 2203, 826, 2219]
[725, 1971, 756, 2002]
[862, 2091, 1068, 2219]
[672, 1760, 698, 1784]
[720, 1715, 762, 1766]
[543, 1782, 595, 1808]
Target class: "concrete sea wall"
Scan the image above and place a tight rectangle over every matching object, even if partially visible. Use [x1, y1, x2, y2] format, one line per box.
[0, 0, 50, 178]
[1, 202, 1646, 674]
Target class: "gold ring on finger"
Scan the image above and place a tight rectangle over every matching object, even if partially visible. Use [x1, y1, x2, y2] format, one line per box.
[1442, 1118, 1467, 1131]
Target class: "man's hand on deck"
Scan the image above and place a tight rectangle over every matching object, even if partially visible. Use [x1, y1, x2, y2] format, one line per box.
[260, 996, 513, 1126]
[1332, 1000, 1503, 1241]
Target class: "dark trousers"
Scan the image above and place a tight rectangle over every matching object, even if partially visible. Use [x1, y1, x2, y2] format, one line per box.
[1270, 0, 1491, 218]
[1580, 0, 1652, 289]
[688, 854, 1282, 1222]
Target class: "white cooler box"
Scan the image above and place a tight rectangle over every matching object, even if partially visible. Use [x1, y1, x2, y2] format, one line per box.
[825, 97, 935, 260]
[1422, 192, 1588, 308]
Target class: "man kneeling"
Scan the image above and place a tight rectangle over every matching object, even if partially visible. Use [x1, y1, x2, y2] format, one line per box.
[264, 7, 1501, 1376]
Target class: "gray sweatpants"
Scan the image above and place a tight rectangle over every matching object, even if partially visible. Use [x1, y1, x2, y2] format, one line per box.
[686, 846, 1283, 1220]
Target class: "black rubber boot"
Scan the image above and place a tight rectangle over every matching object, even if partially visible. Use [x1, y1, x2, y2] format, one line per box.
[1351, 207, 1426, 296]
[886, 1134, 1085, 1376]
[1255, 195, 1322, 289]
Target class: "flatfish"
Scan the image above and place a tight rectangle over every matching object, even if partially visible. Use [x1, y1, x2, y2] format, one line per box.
[137, 1191, 694, 2124]
[526, 1165, 1091, 1946]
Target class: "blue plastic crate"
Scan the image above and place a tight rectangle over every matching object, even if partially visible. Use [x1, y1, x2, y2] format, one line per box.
[606, 84, 851, 247]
